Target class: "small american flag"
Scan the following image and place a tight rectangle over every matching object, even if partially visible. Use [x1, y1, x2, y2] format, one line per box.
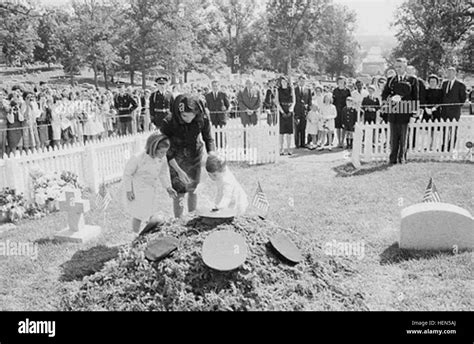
[423, 178, 441, 203]
[96, 183, 112, 212]
[252, 182, 269, 212]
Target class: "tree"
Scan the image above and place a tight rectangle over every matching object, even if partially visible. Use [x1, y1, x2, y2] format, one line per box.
[266, 0, 330, 75]
[0, 9, 40, 66]
[323, 4, 358, 78]
[34, 10, 63, 68]
[391, 0, 472, 79]
[72, 0, 122, 88]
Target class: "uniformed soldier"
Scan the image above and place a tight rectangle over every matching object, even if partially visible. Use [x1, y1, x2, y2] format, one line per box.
[149, 76, 174, 131]
[114, 83, 138, 136]
[381, 57, 419, 165]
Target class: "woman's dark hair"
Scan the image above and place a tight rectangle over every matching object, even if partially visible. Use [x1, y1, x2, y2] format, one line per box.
[172, 94, 207, 123]
[206, 155, 226, 174]
[145, 133, 170, 158]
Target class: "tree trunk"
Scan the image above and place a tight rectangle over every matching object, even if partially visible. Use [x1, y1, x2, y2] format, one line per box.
[130, 70, 135, 85]
[103, 65, 108, 90]
[70, 73, 74, 87]
[93, 63, 98, 88]
[184, 70, 188, 83]
[142, 68, 146, 90]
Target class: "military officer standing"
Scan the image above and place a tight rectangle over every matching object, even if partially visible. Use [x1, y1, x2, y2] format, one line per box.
[149, 76, 174, 131]
[114, 83, 138, 136]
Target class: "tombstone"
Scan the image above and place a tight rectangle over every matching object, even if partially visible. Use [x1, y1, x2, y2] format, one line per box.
[400, 203, 474, 250]
[202, 230, 248, 271]
[54, 190, 101, 244]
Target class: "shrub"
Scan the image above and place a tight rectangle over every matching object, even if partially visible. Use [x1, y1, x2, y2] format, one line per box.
[60, 216, 368, 311]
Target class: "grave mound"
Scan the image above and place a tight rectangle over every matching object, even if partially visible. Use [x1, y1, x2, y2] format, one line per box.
[60, 216, 367, 311]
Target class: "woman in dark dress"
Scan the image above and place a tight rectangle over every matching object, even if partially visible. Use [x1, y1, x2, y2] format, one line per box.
[422, 74, 443, 122]
[6, 91, 24, 155]
[332, 76, 351, 148]
[276, 76, 295, 155]
[161, 94, 216, 218]
[264, 79, 277, 126]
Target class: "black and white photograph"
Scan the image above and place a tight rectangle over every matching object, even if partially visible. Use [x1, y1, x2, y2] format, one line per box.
[0, 0, 472, 340]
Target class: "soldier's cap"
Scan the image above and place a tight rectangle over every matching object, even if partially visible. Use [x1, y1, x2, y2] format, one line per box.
[155, 76, 169, 84]
[378, 77, 387, 82]
[368, 85, 376, 90]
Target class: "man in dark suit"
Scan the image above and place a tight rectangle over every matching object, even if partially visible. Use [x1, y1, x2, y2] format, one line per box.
[149, 76, 174, 131]
[440, 67, 467, 151]
[205, 80, 230, 127]
[237, 79, 261, 127]
[381, 57, 419, 165]
[294, 75, 312, 148]
[441, 67, 467, 121]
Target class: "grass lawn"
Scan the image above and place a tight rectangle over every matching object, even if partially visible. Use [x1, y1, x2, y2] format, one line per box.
[0, 149, 473, 311]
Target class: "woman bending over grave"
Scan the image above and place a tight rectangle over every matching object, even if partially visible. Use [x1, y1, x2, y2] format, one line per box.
[206, 155, 248, 216]
[161, 94, 216, 218]
[121, 133, 178, 233]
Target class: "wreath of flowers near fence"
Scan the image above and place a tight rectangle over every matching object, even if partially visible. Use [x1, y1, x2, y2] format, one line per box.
[0, 171, 84, 225]
[33, 170, 83, 211]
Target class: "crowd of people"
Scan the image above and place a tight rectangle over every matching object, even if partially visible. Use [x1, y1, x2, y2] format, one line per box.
[0, 63, 472, 162]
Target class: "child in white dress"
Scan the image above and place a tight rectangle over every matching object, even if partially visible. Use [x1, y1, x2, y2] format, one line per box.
[306, 103, 321, 150]
[205, 155, 248, 216]
[318, 94, 337, 151]
[122, 133, 177, 232]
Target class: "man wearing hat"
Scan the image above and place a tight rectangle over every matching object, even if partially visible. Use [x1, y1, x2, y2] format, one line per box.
[114, 83, 138, 136]
[294, 75, 312, 148]
[150, 76, 174, 130]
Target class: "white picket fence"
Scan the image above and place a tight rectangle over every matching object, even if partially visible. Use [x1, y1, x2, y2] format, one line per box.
[351, 116, 474, 167]
[0, 133, 150, 201]
[211, 118, 280, 165]
[0, 118, 281, 200]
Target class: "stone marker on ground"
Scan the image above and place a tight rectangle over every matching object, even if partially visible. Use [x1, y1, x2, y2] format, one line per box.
[400, 203, 474, 250]
[269, 233, 303, 264]
[144, 237, 179, 262]
[202, 230, 248, 271]
[54, 190, 101, 244]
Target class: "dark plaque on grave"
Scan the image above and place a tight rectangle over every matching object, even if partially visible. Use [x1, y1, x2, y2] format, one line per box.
[144, 237, 179, 262]
[269, 233, 303, 264]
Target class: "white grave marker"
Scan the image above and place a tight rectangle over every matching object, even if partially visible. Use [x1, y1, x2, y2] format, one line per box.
[54, 190, 101, 244]
[400, 203, 474, 250]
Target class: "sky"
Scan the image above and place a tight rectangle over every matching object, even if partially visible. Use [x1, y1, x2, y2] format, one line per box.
[38, 0, 404, 38]
[334, 0, 404, 37]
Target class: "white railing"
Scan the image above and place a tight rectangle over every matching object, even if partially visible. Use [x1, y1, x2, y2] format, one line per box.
[0, 132, 150, 200]
[352, 116, 474, 167]
[211, 118, 280, 165]
[0, 118, 281, 200]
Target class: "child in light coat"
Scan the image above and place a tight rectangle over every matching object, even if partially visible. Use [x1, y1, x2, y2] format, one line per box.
[122, 133, 177, 232]
[205, 155, 248, 215]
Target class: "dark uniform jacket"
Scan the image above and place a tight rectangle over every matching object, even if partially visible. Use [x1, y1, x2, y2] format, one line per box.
[381, 74, 419, 124]
[114, 94, 138, 122]
[149, 90, 174, 127]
